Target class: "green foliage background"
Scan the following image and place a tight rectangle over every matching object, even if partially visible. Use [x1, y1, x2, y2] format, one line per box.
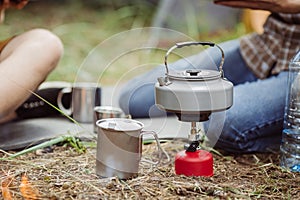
[0, 0, 246, 85]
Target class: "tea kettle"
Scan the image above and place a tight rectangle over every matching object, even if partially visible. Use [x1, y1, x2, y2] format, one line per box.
[155, 41, 233, 122]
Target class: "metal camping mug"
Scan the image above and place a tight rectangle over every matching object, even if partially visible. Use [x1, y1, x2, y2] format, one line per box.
[93, 106, 126, 133]
[96, 118, 163, 179]
[57, 82, 101, 123]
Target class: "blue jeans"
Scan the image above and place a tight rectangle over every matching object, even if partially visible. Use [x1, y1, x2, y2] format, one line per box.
[119, 39, 287, 153]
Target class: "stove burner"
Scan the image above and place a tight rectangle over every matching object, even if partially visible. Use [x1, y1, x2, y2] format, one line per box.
[175, 112, 211, 122]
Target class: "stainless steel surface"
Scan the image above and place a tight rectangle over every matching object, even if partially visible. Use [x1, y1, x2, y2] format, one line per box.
[72, 83, 101, 123]
[96, 118, 163, 179]
[58, 82, 101, 123]
[93, 106, 125, 133]
[94, 106, 125, 119]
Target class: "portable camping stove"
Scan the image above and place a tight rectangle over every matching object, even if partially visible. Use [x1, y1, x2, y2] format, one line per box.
[155, 41, 233, 176]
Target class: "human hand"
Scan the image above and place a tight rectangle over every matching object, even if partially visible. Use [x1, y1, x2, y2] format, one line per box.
[214, 0, 300, 13]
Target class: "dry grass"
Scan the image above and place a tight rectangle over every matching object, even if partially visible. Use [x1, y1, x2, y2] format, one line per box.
[1, 140, 299, 199]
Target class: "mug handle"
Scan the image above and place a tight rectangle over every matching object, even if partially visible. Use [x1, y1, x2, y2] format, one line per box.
[57, 87, 72, 116]
[139, 130, 170, 165]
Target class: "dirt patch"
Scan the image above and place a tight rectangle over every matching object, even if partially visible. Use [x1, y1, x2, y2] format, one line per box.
[1, 140, 299, 199]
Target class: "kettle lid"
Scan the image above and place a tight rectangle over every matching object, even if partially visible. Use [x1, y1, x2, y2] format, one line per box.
[168, 69, 221, 80]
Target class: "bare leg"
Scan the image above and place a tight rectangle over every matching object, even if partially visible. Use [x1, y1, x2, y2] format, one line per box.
[0, 28, 63, 123]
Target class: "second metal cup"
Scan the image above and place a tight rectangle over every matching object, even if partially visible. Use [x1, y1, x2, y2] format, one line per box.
[93, 106, 125, 133]
[58, 82, 101, 123]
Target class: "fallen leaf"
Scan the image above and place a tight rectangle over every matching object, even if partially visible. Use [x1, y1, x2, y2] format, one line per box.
[19, 173, 40, 200]
[1, 176, 13, 200]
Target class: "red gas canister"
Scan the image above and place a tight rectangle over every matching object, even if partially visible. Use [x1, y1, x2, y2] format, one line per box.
[175, 149, 213, 177]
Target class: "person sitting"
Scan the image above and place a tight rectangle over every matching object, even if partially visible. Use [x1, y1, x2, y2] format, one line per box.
[118, 0, 300, 153]
[0, 0, 64, 124]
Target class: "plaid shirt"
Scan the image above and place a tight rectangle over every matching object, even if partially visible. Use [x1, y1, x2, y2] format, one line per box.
[240, 13, 300, 79]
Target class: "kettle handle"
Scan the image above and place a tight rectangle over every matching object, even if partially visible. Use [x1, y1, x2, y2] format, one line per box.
[164, 41, 225, 78]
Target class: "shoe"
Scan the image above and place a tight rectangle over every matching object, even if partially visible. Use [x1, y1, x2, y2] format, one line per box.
[15, 81, 72, 119]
